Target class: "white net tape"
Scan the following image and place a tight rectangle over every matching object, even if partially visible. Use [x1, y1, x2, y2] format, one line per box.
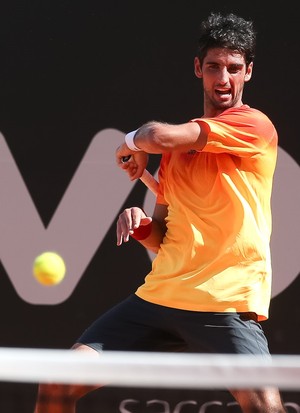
[0, 347, 299, 390]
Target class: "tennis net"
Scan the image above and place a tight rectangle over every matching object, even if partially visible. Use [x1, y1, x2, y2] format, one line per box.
[0, 347, 300, 412]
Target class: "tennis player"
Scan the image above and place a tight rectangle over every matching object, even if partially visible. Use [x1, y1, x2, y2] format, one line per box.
[34, 12, 287, 413]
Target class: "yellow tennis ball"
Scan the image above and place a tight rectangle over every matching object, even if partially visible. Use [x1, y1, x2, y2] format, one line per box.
[33, 252, 66, 286]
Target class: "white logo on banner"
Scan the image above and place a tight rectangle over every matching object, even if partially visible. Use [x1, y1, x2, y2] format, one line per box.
[119, 398, 300, 412]
[0, 130, 299, 304]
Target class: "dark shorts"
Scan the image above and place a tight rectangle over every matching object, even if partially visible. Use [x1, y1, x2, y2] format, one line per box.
[77, 294, 270, 356]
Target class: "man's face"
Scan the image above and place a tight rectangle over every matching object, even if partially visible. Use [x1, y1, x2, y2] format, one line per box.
[194, 48, 253, 115]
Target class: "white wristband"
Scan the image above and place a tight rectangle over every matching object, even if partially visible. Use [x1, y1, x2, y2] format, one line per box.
[125, 129, 141, 151]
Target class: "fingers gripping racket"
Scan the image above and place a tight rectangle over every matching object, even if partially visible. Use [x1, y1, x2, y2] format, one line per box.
[121, 156, 159, 196]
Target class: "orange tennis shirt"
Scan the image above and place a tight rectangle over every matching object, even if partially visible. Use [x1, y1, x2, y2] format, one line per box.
[135, 105, 278, 321]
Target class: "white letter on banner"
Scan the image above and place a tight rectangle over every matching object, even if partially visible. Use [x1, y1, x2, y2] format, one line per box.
[0, 129, 142, 304]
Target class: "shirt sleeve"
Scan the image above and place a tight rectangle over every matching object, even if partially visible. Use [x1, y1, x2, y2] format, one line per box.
[191, 107, 278, 157]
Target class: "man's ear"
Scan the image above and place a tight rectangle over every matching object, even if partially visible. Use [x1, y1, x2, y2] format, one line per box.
[244, 62, 253, 82]
[194, 57, 203, 78]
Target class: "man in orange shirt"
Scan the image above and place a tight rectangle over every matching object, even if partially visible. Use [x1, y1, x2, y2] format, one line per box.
[34, 12, 286, 413]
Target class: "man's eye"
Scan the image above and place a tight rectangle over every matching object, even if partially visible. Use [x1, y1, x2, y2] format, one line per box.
[208, 65, 219, 71]
[228, 65, 243, 74]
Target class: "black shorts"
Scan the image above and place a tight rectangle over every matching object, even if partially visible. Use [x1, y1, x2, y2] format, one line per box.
[77, 294, 270, 355]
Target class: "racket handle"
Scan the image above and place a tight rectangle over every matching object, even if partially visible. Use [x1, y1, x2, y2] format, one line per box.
[121, 156, 158, 195]
[140, 169, 159, 196]
[121, 155, 131, 163]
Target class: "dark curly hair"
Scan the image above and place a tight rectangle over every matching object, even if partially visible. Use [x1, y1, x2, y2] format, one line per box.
[197, 12, 256, 68]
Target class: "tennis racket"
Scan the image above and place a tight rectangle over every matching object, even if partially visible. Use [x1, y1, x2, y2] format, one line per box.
[121, 156, 159, 196]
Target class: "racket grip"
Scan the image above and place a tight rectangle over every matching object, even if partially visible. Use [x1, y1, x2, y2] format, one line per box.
[121, 155, 158, 195]
[121, 155, 131, 163]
